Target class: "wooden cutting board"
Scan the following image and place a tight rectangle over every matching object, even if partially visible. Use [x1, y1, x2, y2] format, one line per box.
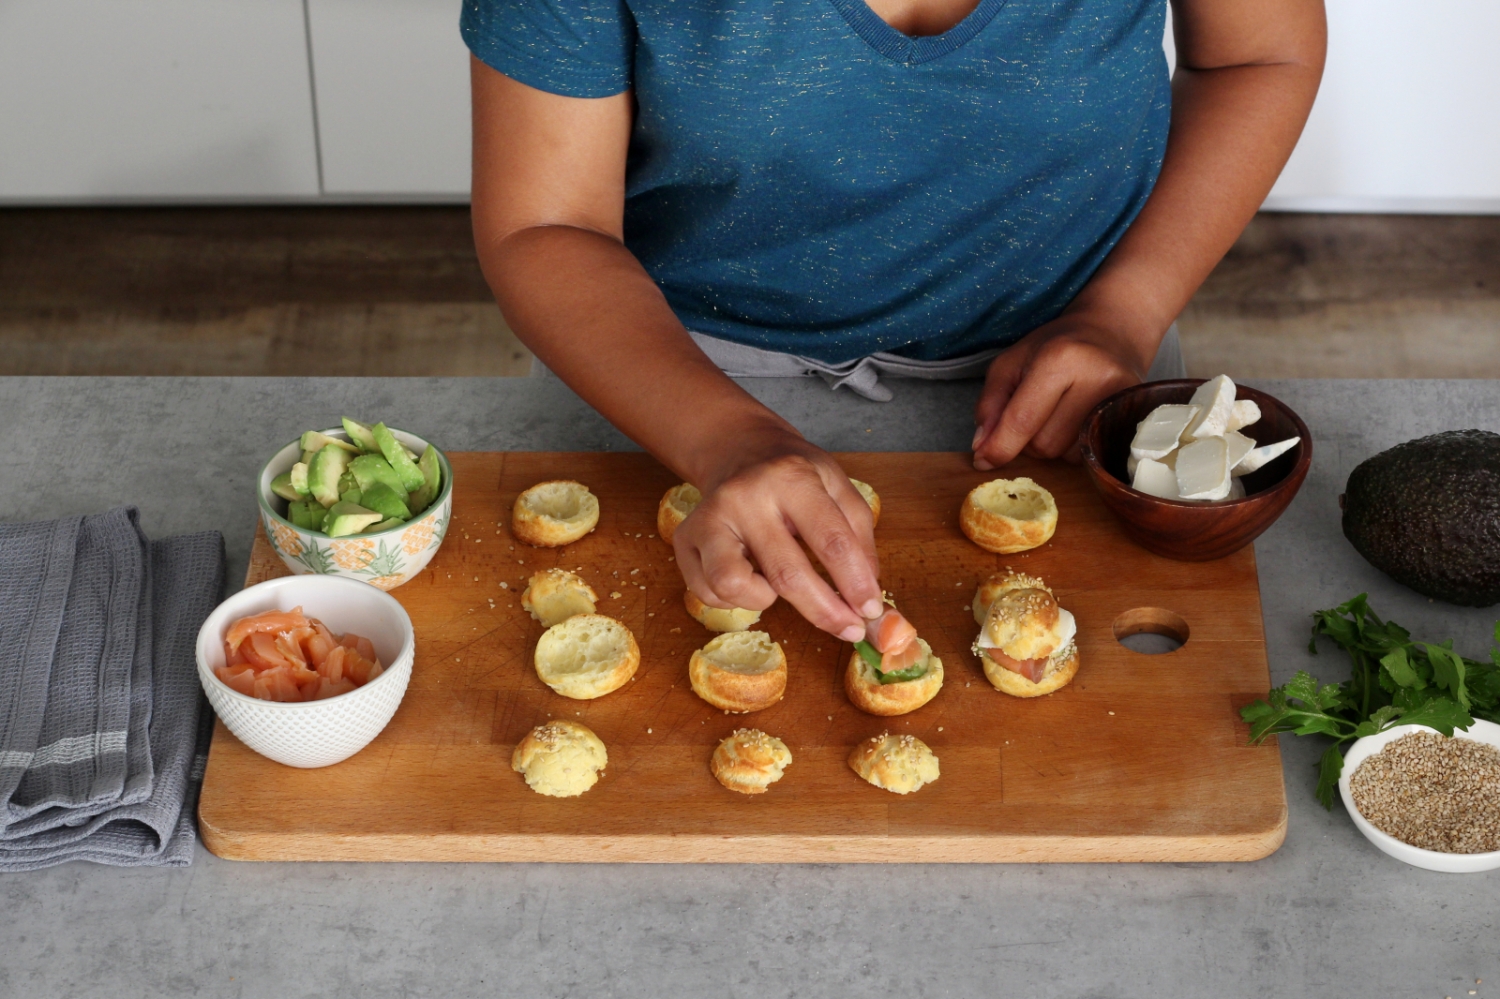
[199, 452, 1286, 863]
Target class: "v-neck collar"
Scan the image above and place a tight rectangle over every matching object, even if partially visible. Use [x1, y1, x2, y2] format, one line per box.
[826, 0, 1009, 65]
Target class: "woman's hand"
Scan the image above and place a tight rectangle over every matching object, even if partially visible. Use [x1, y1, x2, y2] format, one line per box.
[970, 313, 1154, 469]
[672, 425, 883, 643]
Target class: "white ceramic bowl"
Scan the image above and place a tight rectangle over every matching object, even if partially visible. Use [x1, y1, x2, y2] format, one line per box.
[196, 575, 415, 768]
[257, 427, 453, 591]
[1339, 718, 1500, 873]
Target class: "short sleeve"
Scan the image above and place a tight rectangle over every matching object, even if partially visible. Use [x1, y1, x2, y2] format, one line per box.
[461, 0, 634, 98]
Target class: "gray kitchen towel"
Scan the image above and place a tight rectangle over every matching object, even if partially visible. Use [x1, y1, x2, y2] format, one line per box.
[0, 514, 83, 816]
[2, 508, 152, 835]
[0, 511, 224, 870]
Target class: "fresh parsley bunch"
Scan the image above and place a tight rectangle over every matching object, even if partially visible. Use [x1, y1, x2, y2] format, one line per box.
[1240, 593, 1500, 808]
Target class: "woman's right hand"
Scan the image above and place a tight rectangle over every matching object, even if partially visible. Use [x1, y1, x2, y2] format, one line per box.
[672, 424, 883, 643]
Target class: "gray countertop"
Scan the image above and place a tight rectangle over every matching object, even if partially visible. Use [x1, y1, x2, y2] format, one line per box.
[1, 376, 1497, 999]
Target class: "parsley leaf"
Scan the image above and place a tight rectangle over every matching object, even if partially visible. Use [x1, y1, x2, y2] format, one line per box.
[1241, 594, 1495, 809]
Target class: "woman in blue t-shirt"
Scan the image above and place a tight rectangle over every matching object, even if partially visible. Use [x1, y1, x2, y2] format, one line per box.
[465, 0, 1324, 640]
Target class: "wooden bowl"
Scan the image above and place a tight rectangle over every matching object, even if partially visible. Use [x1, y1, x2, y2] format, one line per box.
[1078, 379, 1312, 561]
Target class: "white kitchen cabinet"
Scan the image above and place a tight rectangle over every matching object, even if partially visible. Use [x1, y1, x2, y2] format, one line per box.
[306, 0, 471, 198]
[0, 0, 319, 201]
[1264, 0, 1500, 212]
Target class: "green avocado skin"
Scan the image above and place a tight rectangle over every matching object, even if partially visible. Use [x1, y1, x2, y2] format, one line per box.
[1342, 429, 1500, 607]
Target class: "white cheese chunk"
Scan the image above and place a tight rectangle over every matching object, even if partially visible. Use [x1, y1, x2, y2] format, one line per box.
[1185, 375, 1237, 440]
[1175, 437, 1232, 501]
[1233, 436, 1300, 475]
[1131, 457, 1181, 499]
[1226, 399, 1261, 432]
[1228, 478, 1247, 500]
[1051, 609, 1076, 654]
[1224, 430, 1256, 472]
[1130, 404, 1200, 461]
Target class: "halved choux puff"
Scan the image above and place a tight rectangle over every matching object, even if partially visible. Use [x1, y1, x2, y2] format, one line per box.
[657, 483, 702, 545]
[684, 589, 763, 633]
[533, 614, 639, 699]
[849, 478, 881, 527]
[959, 477, 1057, 554]
[522, 568, 598, 627]
[711, 728, 793, 795]
[513, 480, 600, 547]
[688, 631, 787, 713]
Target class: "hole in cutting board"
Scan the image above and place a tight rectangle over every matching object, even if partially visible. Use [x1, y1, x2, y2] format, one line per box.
[1112, 607, 1189, 654]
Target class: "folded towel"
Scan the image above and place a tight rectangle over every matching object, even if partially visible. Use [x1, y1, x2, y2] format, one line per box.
[0, 510, 223, 870]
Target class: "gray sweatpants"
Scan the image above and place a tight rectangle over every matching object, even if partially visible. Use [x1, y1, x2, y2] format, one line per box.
[534, 324, 1187, 404]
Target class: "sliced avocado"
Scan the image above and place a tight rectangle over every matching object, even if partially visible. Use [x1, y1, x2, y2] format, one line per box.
[300, 448, 319, 467]
[305, 502, 329, 533]
[308, 445, 353, 508]
[324, 502, 383, 538]
[364, 517, 406, 534]
[348, 454, 408, 499]
[289, 462, 310, 498]
[341, 417, 379, 452]
[286, 500, 312, 529]
[301, 430, 360, 455]
[420, 446, 443, 499]
[270, 472, 300, 502]
[373, 423, 426, 493]
[361, 482, 412, 521]
[340, 488, 363, 506]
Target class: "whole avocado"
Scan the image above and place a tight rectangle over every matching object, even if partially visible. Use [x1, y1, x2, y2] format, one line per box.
[1341, 429, 1500, 607]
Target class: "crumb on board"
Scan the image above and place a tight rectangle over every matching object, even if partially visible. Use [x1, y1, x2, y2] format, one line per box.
[611, 591, 623, 599]
[500, 582, 508, 589]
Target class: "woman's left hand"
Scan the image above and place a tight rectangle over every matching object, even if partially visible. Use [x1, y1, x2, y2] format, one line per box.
[969, 313, 1154, 469]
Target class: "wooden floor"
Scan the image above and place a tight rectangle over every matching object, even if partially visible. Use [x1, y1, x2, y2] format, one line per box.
[1, 207, 1496, 378]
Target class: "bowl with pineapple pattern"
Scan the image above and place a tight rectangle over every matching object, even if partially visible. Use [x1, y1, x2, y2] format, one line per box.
[257, 425, 452, 590]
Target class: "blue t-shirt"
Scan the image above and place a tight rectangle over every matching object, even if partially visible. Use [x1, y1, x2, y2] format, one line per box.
[463, 0, 1170, 363]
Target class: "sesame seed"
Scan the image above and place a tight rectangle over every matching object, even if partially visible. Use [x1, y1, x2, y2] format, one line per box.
[610, 591, 622, 599]
[499, 582, 509, 589]
[1350, 731, 1500, 853]
[646, 728, 652, 734]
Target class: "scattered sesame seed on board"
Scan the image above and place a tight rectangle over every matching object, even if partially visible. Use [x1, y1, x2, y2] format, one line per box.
[611, 591, 622, 599]
[500, 581, 508, 589]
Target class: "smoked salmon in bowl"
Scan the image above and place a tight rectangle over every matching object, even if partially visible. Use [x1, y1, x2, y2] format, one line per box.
[196, 575, 415, 768]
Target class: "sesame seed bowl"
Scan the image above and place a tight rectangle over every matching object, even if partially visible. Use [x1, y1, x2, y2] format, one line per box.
[1338, 719, 1500, 873]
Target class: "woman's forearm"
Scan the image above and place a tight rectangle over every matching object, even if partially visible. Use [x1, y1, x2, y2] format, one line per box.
[1066, 33, 1326, 365]
[480, 224, 801, 487]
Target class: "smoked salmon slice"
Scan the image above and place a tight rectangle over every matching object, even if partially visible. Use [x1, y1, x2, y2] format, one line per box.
[864, 608, 922, 672]
[217, 609, 384, 702]
[986, 648, 1049, 684]
[224, 607, 311, 653]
